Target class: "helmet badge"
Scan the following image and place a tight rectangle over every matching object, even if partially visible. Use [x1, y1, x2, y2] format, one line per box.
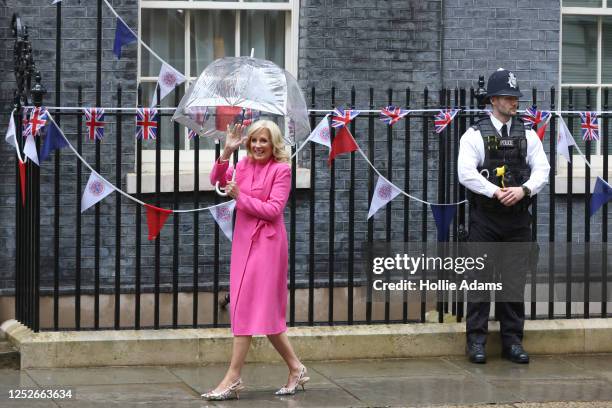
[508, 72, 517, 89]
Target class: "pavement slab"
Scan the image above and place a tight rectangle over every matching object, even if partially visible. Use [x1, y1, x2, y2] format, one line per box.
[557, 354, 612, 384]
[54, 382, 199, 403]
[170, 362, 336, 393]
[309, 357, 466, 379]
[490, 378, 612, 404]
[0, 400, 59, 407]
[514, 402, 612, 408]
[0, 355, 610, 407]
[333, 375, 520, 407]
[0, 368, 39, 395]
[208, 388, 365, 408]
[25, 366, 179, 386]
[443, 355, 600, 380]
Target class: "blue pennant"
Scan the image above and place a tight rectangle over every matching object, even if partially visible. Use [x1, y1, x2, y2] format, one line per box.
[430, 204, 457, 242]
[40, 122, 68, 163]
[113, 18, 137, 59]
[590, 176, 612, 217]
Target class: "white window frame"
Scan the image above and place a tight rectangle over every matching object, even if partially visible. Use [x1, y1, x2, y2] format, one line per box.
[558, 2, 612, 193]
[130, 0, 305, 193]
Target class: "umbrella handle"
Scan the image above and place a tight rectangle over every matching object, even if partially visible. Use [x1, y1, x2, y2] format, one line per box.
[215, 181, 228, 197]
[215, 169, 237, 197]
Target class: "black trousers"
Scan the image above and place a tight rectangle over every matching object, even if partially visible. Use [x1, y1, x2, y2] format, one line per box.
[466, 206, 532, 349]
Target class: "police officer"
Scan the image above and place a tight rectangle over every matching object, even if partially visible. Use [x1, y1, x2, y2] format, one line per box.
[457, 69, 550, 364]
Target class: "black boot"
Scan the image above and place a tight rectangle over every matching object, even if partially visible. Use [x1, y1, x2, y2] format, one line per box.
[502, 344, 530, 364]
[466, 343, 486, 364]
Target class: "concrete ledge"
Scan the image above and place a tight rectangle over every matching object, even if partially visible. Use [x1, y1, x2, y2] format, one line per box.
[2, 318, 611, 369]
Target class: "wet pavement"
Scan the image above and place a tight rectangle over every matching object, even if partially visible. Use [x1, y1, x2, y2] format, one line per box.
[0, 354, 611, 407]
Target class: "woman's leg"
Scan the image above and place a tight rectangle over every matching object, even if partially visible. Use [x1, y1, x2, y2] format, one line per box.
[214, 335, 252, 391]
[267, 332, 304, 384]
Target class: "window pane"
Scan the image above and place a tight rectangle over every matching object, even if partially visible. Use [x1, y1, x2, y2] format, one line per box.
[141, 10, 185, 77]
[190, 10, 236, 75]
[562, 16, 598, 84]
[561, 88, 598, 155]
[563, 0, 603, 6]
[240, 11, 285, 68]
[141, 82, 186, 150]
[602, 17, 612, 82]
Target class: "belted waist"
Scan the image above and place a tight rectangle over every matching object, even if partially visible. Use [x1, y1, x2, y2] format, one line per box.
[251, 220, 277, 241]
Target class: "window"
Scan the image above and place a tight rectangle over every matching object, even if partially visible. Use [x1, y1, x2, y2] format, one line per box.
[131, 0, 301, 193]
[561, 1, 612, 154]
[560, 1, 612, 192]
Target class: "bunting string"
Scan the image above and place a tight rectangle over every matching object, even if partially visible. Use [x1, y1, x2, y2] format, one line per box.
[575, 144, 593, 170]
[355, 146, 467, 207]
[46, 113, 237, 214]
[7, 108, 603, 213]
[44, 112, 311, 214]
[27, 106, 612, 116]
[36, 112, 468, 211]
[27, 1, 609, 230]
[102, 0, 182, 76]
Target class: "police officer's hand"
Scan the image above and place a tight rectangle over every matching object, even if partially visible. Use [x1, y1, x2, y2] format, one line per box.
[495, 187, 525, 207]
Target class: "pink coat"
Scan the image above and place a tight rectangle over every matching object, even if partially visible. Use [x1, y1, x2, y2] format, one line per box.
[210, 156, 291, 335]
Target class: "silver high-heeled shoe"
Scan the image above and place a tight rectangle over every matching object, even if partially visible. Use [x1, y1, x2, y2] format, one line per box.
[275, 365, 310, 396]
[201, 378, 244, 400]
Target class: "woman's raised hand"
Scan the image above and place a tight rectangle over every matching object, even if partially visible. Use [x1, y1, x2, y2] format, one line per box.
[221, 123, 248, 160]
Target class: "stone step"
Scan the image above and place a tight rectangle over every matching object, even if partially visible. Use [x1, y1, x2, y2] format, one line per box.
[0, 340, 20, 369]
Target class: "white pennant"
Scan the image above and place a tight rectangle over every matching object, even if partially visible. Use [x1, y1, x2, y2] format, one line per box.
[81, 172, 115, 213]
[306, 115, 331, 149]
[368, 175, 401, 219]
[557, 116, 576, 164]
[210, 200, 236, 241]
[23, 133, 39, 165]
[153, 62, 186, 106]
[5, 113, 17, 149]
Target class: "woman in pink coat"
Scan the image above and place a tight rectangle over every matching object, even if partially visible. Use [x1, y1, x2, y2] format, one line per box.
[202, 120, 309, 401]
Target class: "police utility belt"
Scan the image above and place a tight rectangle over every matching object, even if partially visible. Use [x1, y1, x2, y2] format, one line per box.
[469, 118, 532, 214]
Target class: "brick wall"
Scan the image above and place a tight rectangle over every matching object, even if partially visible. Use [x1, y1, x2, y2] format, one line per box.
[0, 0, 140, 292]
[1, 0, 599, 298]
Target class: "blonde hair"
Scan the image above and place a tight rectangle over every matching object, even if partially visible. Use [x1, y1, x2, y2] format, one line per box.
[245, 120, 290, 163]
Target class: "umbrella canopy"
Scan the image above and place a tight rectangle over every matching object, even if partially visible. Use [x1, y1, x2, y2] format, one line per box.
[173, 56, 310, 145]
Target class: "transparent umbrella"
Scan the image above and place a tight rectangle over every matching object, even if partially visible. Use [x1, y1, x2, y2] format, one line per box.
[172, 56, 310, 145]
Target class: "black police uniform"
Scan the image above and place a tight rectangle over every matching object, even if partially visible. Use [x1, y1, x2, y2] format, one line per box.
[458, 69, 549, 364]
[466, 115, 532, 350]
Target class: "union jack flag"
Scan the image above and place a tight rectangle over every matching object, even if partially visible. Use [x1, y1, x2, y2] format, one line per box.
[580, 111, 599, 141]
[22, 108, 32, 138]
[522, 106, 551, 129]
[433, 109, 459, 134]
[331, 107, 360, 128]
[380, 105, 410, 126]
[135, 108, 158, 140]
[83, 108, 105, 141]
[28, 107, 48, 137]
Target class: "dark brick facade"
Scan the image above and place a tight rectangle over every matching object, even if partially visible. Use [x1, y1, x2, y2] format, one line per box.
[1, 0, 591, 296]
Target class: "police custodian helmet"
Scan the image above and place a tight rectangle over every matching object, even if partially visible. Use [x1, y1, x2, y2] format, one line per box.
[484, 68, 523, 104]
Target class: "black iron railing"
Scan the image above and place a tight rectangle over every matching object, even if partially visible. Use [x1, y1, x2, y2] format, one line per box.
[10, 12, 610, 333]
